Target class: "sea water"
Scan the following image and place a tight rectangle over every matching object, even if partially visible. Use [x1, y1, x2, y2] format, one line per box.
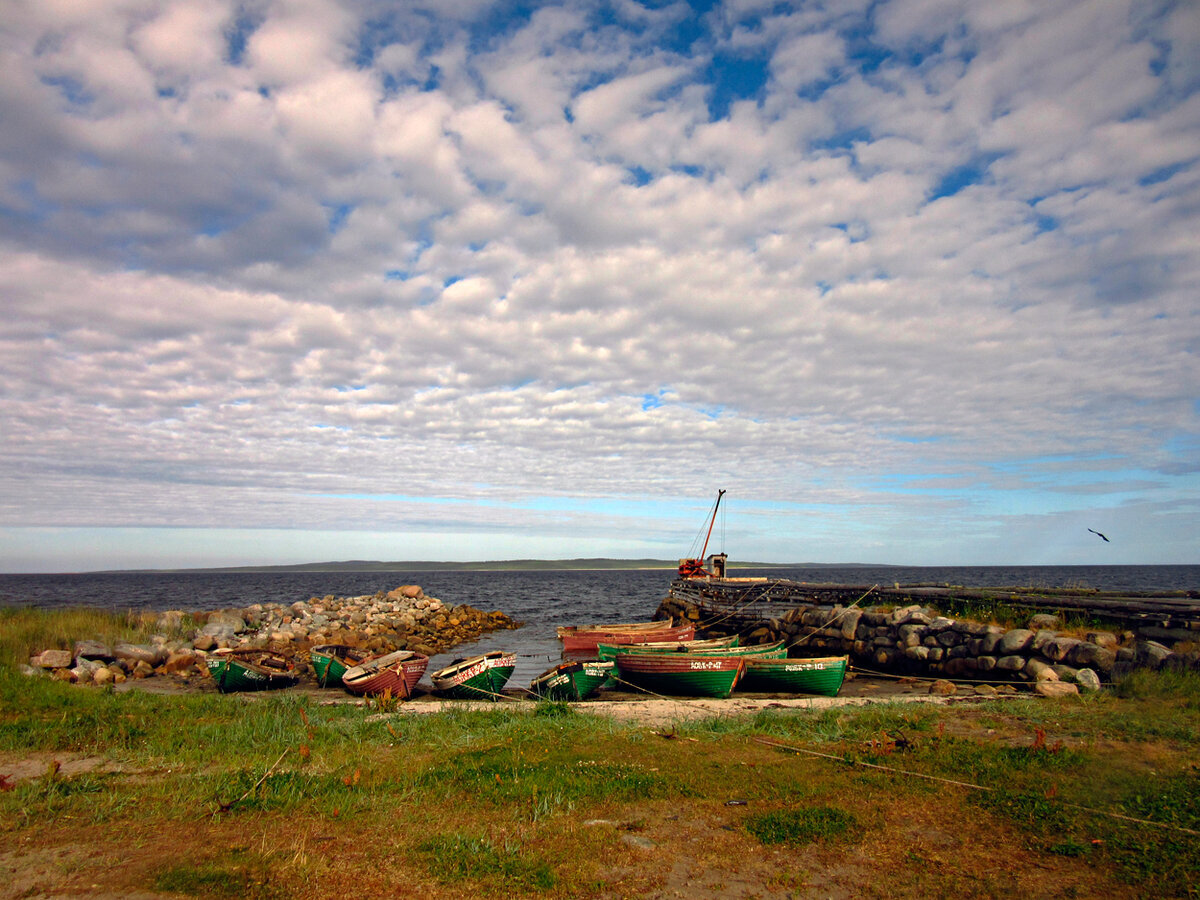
[2, 565, 1197, 685]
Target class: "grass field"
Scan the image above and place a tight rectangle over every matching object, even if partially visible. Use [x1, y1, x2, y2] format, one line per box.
[1, 609, 1197, 898]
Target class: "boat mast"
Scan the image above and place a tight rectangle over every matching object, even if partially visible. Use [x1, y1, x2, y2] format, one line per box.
[698, 489, 726, 563]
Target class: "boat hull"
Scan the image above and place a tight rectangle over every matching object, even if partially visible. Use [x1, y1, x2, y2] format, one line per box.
[603, 638, 786, 662]
[431, 651, 517, 701]
[556, 619, 669, 638]
[614, 654, 744, 699]
[561, 623, 695, 654]
[205, 651, 298, 693]
[739, 656, 848, 696]
[310, 644, 369, 687]
[595, 635, 738, 662]
[342, 650, 429, 698]
[529, 661, 613, 701]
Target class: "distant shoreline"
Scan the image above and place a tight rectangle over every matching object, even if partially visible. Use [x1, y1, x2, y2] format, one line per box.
[82, 558, 889, 575]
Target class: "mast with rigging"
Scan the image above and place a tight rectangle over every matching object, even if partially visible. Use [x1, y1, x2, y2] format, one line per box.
[677, 489, 727, 579]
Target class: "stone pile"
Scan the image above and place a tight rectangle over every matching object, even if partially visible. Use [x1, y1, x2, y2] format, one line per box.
[659, 595, 1199, 696]
[26, 585, 519, 687]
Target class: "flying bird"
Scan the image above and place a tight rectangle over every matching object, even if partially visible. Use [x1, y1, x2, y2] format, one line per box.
[1088, 528, 1110, 542]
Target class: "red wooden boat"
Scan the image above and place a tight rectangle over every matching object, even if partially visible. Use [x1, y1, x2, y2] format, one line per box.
[559, 621, 695, 654]
[342, 649, 429, 698]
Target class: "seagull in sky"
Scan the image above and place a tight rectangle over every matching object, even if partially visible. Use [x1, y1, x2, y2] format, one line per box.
[1088, 528, 1110, 543]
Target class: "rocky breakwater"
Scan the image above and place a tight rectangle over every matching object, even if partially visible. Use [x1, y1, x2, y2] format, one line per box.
[26, 585, 520, 688]
[658, 594, 1199, 696]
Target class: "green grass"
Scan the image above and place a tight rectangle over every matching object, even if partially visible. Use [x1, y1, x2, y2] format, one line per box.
[745, 805, 860, 846]
[2, 628, 1199, 898]
[0, 607, 185, 669]
[416, 832, 557, 891]
[153, 849, 290, 900]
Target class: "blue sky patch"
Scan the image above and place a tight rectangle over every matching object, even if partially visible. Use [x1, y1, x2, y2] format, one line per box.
[705, 53, 770, 119]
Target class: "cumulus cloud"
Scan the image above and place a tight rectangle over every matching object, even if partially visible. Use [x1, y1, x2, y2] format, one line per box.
[0, 0, 1197, 568]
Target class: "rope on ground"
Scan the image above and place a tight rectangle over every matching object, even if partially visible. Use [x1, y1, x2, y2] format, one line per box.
[752, 735, 1200, 837]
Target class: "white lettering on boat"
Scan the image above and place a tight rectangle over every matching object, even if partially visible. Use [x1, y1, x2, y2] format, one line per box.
[689, 660, 724, 670]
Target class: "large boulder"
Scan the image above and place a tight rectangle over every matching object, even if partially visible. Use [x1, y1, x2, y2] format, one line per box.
[1024, 658, 1060, 682]
[33, 649, 74, 669]
[114, 642, 167, 666]
[1067, 642, 1116, 673]
[1135, 640, 1173, 670]
[1035, 681, 1079, 698]
[74, 640, 114, 662]
[1043, 637, 1082, 663]
[1076, 669, 1102, 693]
[998, 629, 1034, 655]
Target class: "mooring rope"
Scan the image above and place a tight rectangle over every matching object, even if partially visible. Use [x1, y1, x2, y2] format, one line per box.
[752, 735, 1200, 837]
[784, 585, 877, 651]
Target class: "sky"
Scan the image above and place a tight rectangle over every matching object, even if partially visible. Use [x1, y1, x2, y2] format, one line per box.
[1, 0, 1198, 572]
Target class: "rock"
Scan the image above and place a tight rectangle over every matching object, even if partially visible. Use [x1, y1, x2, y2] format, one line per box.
[74, 640, 114, 661]
[980, 629, 1004, 655]
[1028, 613, 1061, 630]
[1034, 681, 1079, 698]
[1135, 640, 1173, 669]
[399, 585, 425, 599]
[132, 660, 155, 679]
[34, 649, 74, 669]
[974, 684, 998, 697]
[998, 629, 1034, 655]
[71, 660, 101, 682]
[51, 667, 77, 682]
[1086, 631, 1119, 650]
[1067, 642, 1116, 673]
[1024, 658, 1060, 682]
[890, 606, 931, 626]
[192, 634, 217, 651]
[976, 655, 997, 672]
[1030, 630, 1057, 655]
[1050, 664, 1078, 683]
[93, 667, 115, 686]
[205, 610, 246, 631]
[1043, 637, 1082, 663]
[1076, 669, 1102, 693]
[155, 610, 189, 633]
[163, 651, 198, 674]
[115, 642, 167, 666]
[943, 658, 968, 677]
[929, 679, 957, 695]
[995, 655, 1026, 672]
[839, 609, 863, 640]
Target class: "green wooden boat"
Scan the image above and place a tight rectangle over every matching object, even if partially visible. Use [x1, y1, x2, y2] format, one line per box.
[310, 644, 370, 687]
[430, 651, 517, 701]
[603, 638, 787, 661]
[738, 655, 848, 696]
[528, 660, 614, 701]
[205, 649, 298, 693]
[613, 653, 745, 699]
[596, 635, 739, 662]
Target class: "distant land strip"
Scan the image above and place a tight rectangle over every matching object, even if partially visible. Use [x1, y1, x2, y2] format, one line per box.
[108, 559, 889, 575]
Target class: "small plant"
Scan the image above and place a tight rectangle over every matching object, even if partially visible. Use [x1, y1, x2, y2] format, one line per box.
[746, 805, 860, 846]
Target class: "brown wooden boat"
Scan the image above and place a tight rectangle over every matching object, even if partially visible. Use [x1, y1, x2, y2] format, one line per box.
[342, 650, 429, 698]
[559, 621, 695, 653]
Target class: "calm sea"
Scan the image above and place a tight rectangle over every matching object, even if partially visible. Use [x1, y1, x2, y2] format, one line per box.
[2, 565, 1197, 685]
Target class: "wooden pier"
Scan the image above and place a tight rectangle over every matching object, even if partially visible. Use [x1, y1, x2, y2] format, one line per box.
[665, 576, 1200, 636]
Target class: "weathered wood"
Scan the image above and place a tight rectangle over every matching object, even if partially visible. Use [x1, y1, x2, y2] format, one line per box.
[667, 577, 1200, 629]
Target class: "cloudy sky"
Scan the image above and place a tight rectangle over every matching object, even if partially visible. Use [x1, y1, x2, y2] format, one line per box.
[1, 0, 1198, 572]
